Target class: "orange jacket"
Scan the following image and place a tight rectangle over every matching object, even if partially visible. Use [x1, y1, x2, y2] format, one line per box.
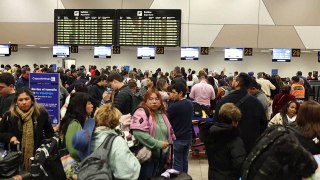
[290, 83, 305, 99]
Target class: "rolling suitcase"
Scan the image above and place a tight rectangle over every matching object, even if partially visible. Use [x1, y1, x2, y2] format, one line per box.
[151, 144, 192, 180]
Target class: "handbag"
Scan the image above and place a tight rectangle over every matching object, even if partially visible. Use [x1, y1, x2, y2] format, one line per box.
[129, 142, 152, 164]
[0, 144, 22, 177]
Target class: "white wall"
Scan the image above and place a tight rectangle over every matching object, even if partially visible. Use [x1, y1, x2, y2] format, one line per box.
[1, 48, 319, 78]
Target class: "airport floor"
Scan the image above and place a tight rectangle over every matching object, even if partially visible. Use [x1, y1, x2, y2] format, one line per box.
[188, 155, 209, 180]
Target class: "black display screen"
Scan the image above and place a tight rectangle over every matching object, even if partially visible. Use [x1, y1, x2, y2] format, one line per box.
[117, 9, 181, 47]
[54, 9, 116, 45]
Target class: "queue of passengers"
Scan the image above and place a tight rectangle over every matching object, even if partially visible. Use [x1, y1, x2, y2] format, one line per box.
[0, 64, 319, 179]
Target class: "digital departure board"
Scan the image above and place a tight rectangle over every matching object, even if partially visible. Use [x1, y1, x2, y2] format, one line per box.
[117, 9, 181, 47]
[54, 9, 116, 45]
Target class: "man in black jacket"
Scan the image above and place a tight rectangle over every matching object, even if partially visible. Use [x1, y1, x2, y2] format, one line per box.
[106, 72, 132, 114]
[88, 75, 108, 108]
[171, 66, 186, 85]
[215, 72, 268, 153]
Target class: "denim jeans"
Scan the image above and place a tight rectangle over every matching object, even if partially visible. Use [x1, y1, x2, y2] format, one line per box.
[173, 139, 191, 173]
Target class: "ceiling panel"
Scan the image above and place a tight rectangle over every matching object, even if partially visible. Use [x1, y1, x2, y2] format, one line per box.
[61, 0, 122, 9]
[212, 25, 259, 48]
[189, 24, 223, 47]
[62, 0, 154, 9]
[258, 25, 305, 48]
[263, 0, 320, 25]
[190, 0, 259, 25]
[259, 0, 274, 25]
[180, 24, 189, 47]
[295, 26, 320, 49]
[0, 23, 54, 44]
[122, 0, 154, 9]
[0, 0, 64, 23]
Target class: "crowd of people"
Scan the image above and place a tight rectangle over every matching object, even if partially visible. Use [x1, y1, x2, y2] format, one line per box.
[0, 63, 319, 179]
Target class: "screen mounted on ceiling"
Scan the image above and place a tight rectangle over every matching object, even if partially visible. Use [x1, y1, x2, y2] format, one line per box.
[137, 47, 155, 59]
[224, 48, 243, 61]
[272, 48, 292, 62]
[181, 47, 199, 60]
[0, 44, 11, 57]
[94, 46, 112, 58]
[53, 45, 70, 58]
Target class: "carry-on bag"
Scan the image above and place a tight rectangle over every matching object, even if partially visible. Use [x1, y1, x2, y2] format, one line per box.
[151, 144, 192, 180]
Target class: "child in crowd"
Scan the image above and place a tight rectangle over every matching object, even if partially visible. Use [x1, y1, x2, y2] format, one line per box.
[201, 103, 246, 180]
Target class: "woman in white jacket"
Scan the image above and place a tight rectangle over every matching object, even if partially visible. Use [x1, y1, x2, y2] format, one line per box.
[268, 101, 300, 127]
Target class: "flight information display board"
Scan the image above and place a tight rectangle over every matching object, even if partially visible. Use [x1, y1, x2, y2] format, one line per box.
[54, 9, 115, 45]
[117, 9, 181, 47]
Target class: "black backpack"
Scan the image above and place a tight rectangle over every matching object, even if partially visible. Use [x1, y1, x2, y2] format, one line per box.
[77, 134, 117, 180]
[242, 125, 317, 180]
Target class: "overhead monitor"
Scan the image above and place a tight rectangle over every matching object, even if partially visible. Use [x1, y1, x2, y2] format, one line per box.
[181, 47, 199, 60]
[0, 44, 11, 57]
[272, 48, 291, 62]
[224, 48, 243, 61]
[137, 46, 155, 59]
[94, 46, 112, 58]
[53, 45, 70, 58]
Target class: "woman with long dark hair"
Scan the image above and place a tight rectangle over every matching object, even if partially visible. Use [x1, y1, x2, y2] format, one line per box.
[0, 88, 54, 171]
[130, 89, 175, 180]
[269, 101, 300, 127]
[60, 92, 93, 161]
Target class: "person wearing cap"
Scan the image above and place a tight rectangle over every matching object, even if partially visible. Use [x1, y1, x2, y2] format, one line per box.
[60, 92, 94, 161]
[85, 104, 141, 179]
[72, 118, 95, 160]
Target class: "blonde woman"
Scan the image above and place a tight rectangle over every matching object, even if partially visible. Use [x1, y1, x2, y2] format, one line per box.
[91, 104, 140, 179]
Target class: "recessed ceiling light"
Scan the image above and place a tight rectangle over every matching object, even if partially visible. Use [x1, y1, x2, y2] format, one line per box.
[312, 49, 320, 52]
[26, 44, 36, 47]
[40, 47, 49, 49]
[261, 50, 271, 52]
[300, 50, 310, 53]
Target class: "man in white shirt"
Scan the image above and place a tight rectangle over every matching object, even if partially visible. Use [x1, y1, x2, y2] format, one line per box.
[256, 72, 276, 98]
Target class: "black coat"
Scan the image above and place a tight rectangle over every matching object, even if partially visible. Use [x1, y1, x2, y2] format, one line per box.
[114, 85, 132, 114]
[0, 108, 54, 151]
[205, 123, 246, 180]
[88, 84, 105, 108]
[214, 88, 268, 153]
[289, 126, 320, 155]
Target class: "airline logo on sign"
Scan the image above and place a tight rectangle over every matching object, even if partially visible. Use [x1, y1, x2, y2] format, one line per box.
[74, 11, 79, 16]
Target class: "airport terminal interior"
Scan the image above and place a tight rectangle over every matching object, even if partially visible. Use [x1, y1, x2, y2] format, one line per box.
[1, 0, 320, 179]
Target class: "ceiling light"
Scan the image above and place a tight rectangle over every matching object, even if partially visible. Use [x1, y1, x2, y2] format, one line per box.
[40, 47, 49, 49]
[312, 49, 320, 52]
[26, 44, 36, 47]
[260, 50, 271, 52]
[300, 50, 310, 53]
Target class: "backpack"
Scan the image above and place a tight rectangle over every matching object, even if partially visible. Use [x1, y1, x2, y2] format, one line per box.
[130, 93, 144, 113]
[242, 125, 317, 180]
[77, 134, 117, 180]
[200, 94, 250, 142]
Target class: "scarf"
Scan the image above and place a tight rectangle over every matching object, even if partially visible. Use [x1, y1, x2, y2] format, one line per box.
[16, 106, 35, 172]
